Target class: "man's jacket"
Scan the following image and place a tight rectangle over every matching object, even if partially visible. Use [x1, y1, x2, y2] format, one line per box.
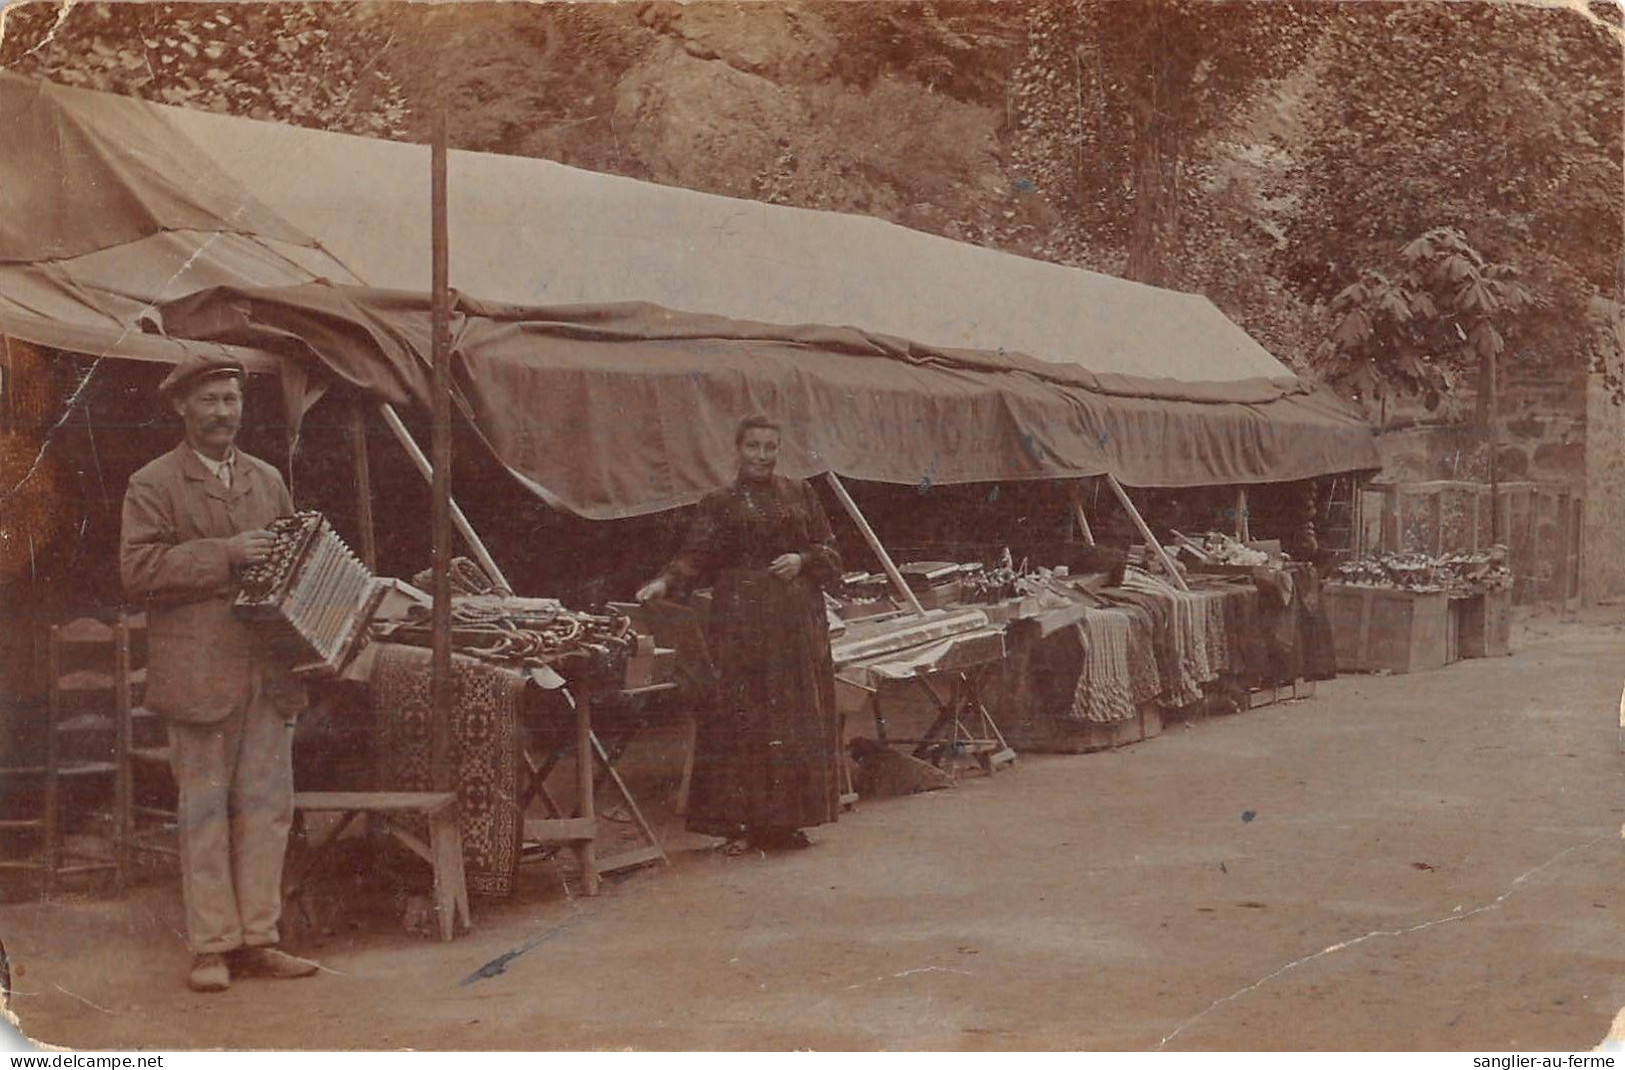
[120, 443, 307, 724]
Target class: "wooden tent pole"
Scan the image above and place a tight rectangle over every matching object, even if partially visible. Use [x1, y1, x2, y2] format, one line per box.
[1106, 473, 1188, 592]
[429, 108, 454, 795]
[823, 472, 926, 616]
[348, 399, 377, 570]
[1235, 487, 1251, 543]
[1070, 482, 1096, 546]
[1072, 502, 1096, 547]
[377, 402, 512, 595]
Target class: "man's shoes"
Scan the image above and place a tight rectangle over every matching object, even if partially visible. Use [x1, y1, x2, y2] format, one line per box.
[229, 946, 319, 980]
[187, 953, 231, 993]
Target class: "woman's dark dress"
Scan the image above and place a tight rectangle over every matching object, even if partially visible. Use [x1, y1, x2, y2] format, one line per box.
[660, 475, 843, 838]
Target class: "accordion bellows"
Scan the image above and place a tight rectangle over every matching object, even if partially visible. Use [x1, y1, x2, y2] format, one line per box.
[235, 511, 380, 676]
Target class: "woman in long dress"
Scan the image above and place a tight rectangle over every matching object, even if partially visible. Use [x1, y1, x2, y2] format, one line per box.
[637, 414, 842, 851]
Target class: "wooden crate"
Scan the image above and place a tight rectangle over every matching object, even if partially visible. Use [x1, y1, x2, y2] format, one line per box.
[1006, 702, 1163, 754]
[1248, 677, 1317, 707]
[1322, 585, 1452, 674]
[1457, 589, 1513, 658]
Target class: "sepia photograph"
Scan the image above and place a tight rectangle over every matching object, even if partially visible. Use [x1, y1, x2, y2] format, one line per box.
[0, 0, 1621, 1053]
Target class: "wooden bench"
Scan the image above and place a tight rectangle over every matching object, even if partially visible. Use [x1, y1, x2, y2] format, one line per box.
[290, 791, 471, 941]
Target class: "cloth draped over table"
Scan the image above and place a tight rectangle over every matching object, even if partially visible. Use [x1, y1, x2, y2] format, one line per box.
[996, 567, 1338, 750]
[371, 643, 523, 897]
[1252, 565, 1339, 683]
[1070, 607, 1163, 724]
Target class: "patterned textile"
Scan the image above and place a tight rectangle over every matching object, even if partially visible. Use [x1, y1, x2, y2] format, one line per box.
[1120, 605, 1163, 706]
[1197, 590, 1230, 678]
[1071, 609, 1136, 723]
[1216, 584, 1261, 676]
[372, 643, 523, 897]
[1099, 588, 1173, 702]
[1121, 571, 1207, 707]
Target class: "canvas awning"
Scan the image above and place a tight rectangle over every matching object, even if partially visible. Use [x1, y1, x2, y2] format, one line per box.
[0, 72, 358, 372]
[2, 73, 1379, 521]
[152, 283, 1380, 520]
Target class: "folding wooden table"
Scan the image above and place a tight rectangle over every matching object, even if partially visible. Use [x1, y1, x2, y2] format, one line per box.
[517, 682, 675, 890]
[835, 624, 1015, 775]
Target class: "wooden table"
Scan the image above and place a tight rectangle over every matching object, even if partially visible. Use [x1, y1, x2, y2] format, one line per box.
[836, 625, 1015, 775]
[518, 682, 675, 890]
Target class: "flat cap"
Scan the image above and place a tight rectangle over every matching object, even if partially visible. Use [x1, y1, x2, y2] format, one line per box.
[158, 356, 245, 402]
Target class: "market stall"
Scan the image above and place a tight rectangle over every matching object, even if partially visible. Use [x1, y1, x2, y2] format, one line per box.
[835, 531, 1339, 757]
[3, 73, 1383, 903]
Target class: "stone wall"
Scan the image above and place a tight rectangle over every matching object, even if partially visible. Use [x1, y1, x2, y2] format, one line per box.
[1372, 358, 1589, 491]
[1585, 369, 1625, 603]
[1497, 363, 1589, 490]
[1366, 357, 1596, 603]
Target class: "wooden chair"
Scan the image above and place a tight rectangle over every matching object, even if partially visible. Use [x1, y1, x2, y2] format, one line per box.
[116, 613, 179, 871]
[289, 791, 471, 941]
[0, 617, 126, 895]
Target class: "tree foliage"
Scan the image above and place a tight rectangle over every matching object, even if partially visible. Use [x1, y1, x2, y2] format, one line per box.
[1321, 228, 1534, 411]
[1010, 0, 1320, 285]
[1281, 2, 1621, 306]
[0, 1, 409, 137]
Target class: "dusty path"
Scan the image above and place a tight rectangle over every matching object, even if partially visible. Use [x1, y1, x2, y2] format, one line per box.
[4, 616, 1622, 1050]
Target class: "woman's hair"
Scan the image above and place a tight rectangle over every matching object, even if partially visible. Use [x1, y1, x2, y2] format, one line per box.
[734, 412, 782, 446]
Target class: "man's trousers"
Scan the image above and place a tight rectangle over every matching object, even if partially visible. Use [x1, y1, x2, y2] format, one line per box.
[167, 670, 296, 955]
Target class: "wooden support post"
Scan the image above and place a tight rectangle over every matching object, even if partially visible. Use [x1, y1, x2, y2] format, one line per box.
[429, 107, 454, 795]
[1106, 473, 1188, 592]
[1486, 343, 1501, 546]
[1386, 484, 1401, 554]
[824, 472, 926, 616]
[1235, 487, 1252, 543]
[348, 400, 377, 571]
[112, 616, 131, 892]
[1070, 482, 1095, 547]
[1354, 476, 1367, 558]
[573, 691, 600, 896]
[377, 403, 512, 594]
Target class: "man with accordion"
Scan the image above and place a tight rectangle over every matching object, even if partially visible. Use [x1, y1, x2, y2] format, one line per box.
[120, 356, 320, 993]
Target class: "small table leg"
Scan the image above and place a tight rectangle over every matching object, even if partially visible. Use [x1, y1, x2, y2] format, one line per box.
[573, 692, 599, 896]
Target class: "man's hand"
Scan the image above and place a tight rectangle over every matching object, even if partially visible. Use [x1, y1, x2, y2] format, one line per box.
[636, 577, 669, 603]
[225, 529, 275, 566]
[769, 553, 803, 581]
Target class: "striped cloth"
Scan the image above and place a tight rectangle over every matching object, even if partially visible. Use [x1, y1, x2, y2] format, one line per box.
[1071, 608, 1137, 723]
[1121, 569, 1219, 708]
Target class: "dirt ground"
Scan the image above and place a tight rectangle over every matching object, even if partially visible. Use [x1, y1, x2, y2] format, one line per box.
[3, 610, 1622, 1051]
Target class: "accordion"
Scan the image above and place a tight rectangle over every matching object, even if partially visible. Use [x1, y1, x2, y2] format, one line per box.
[234, 512, 383, 676]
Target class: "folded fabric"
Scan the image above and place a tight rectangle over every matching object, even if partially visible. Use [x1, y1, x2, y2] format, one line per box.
[1072, 608, 1137, 723]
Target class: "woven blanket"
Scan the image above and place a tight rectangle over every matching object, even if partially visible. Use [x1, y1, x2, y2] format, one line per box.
[1120, 605, 1163, 706]
[1196, 590, 1230, 678]
[371, 643, 523, 897]
[1072, 609, 1136, 723]
[1123, 573, 1206, 707]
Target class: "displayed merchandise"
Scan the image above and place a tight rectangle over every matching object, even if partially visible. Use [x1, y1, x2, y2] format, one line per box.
[1171, 529, 1274, 568]
[1334, 548, 1511, 594]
